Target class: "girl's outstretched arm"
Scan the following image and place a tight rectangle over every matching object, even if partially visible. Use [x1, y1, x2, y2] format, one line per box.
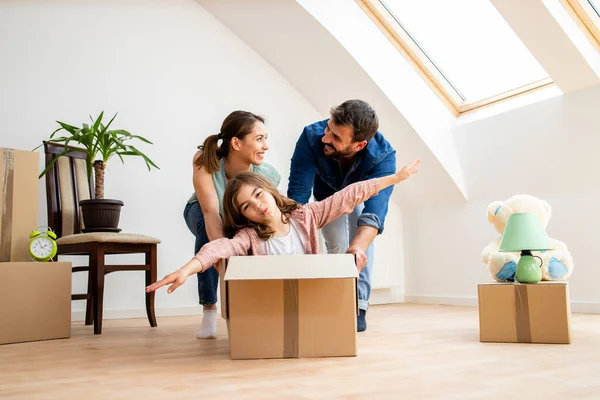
[146, 230, 253, 294]
[377, 159, 420, 191]
[306, 159, 420, 229]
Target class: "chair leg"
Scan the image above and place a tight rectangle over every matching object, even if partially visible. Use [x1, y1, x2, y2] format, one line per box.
[92, 244, 105, 335]
[85, 268, 94, 326]
[145, 244, 158, 327]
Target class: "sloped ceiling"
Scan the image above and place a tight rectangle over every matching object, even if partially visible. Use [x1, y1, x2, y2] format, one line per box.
[197, 0, 467, 206]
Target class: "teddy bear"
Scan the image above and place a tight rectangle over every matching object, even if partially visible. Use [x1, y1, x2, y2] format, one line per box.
[481, 194, 574, 282]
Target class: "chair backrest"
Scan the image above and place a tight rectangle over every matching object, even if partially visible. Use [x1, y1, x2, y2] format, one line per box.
[43, 141, 94, 237]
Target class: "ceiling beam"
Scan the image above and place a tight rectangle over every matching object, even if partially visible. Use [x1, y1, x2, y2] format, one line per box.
[490, 0, 600, 93]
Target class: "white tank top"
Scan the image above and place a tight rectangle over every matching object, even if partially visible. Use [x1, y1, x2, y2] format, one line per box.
[265, 220, 306, 255]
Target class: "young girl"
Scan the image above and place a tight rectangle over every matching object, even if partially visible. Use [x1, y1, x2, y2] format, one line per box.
[149, 159, 420, 295]
[183, 110, 279, 338]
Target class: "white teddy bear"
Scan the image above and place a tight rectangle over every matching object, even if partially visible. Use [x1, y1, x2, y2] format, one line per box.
[481, 194, 574, 282]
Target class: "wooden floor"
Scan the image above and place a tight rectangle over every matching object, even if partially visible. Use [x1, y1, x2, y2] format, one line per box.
[1, 304, 599, 399]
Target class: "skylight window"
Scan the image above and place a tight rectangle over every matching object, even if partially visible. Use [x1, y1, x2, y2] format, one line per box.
[358, 0, 553, 114]
[564, 0, 600, 49]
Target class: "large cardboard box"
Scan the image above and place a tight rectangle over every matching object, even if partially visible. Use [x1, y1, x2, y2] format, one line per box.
[0, 262, 72, 345]
[478, 282, 571, 344]
[0, 148, 39, 262]
[219, 254, 358, 360]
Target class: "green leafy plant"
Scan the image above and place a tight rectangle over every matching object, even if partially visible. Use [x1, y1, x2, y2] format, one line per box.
[37, 111, 159, 199]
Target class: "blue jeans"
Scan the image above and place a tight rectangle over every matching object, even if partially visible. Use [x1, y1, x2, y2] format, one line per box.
[320, 203, 373, 311]
[183, 202, 218, 306]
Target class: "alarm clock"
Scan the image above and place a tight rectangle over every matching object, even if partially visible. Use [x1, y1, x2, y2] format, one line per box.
[29, 226, 58, 262]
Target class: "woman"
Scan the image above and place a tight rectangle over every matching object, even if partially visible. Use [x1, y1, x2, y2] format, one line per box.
[183, 110, 280, 339]
[150, 159, 420, 294]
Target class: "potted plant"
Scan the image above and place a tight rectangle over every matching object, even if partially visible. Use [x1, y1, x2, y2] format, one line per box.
[38, 111, 159, 232]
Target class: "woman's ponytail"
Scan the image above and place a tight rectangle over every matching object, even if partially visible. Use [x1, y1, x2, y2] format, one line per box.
[194, 134, 222, 173]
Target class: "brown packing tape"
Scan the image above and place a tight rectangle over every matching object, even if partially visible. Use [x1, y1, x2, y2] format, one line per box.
[514, 284, 532, 343]
[283, 279, 299, 358]
[0, 149, 15, 262]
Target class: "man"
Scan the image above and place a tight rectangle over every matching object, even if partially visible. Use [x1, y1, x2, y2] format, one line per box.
[287, 99, 396, 332]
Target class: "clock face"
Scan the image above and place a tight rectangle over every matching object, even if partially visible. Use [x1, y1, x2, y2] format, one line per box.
[31, 237, 54, 258]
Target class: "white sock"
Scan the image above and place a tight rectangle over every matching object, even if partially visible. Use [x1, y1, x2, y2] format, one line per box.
[196, 309, 217, 339]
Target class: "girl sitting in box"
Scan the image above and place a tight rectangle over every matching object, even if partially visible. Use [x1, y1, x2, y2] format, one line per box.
[146, 159, 420, 295]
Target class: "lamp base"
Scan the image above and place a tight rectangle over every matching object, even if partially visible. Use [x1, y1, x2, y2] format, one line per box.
[515, 251, 542, 284]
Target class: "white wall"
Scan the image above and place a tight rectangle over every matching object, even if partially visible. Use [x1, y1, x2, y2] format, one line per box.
[0, 0, 321, 318]
[196, 0, 476, 305]
[405, 84, 600, 312]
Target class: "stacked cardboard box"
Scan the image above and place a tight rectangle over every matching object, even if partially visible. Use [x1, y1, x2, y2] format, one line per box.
[0, 148, 71, 345]
[0, 148, 39, 262]
[0, 262, 72, 344]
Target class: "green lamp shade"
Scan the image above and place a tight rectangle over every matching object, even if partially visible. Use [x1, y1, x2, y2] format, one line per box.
[499, 212, 553, 252]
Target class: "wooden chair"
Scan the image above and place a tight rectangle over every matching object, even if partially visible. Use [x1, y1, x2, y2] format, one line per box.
[43, 141, 160, 334]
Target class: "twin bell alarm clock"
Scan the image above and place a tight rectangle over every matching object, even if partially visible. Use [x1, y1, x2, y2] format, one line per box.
[28, 226, 58, 262]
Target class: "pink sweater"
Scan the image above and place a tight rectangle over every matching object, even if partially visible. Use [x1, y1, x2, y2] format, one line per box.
[193, 178, 380, 272]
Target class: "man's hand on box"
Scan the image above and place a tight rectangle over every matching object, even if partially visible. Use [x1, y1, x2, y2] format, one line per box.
[346, 245, 367, 271]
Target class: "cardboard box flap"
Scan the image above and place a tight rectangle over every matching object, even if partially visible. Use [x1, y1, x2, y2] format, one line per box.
[224, 254, 358, 281]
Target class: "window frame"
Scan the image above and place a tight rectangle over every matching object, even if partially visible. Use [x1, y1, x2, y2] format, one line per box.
[357, 0, 554, 115]
[562, 0, 600, 52]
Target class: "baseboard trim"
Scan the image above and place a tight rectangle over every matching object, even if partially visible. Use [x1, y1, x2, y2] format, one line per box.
[72, 306, 205, 322]
[404, 295, 478, 307]
[72, 293, 600, 321]
[404, 294, 600, 314]
[567, 301, 600, 314]
[370, 287, 405, 305]
[72, 288, 408, 321]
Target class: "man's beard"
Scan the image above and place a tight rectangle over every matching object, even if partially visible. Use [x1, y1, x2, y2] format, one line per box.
[323, 144, 354, 159]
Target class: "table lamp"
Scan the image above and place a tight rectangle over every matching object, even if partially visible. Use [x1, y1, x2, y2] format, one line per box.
[499, 212, 553, 284]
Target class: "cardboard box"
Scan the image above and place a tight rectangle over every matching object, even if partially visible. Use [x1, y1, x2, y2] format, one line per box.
[219, 254, 358, 360]
[478, 282, 571, 344]
[0, 148, 39, 262]
[0, 262, 72, 345]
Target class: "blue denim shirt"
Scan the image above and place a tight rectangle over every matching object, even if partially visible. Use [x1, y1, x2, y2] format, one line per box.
[287, 119, 397, 234]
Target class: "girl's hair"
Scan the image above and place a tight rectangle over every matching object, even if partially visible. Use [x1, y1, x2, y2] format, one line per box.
[222, 172, 299, 240]
[195, 111, 265, 174]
